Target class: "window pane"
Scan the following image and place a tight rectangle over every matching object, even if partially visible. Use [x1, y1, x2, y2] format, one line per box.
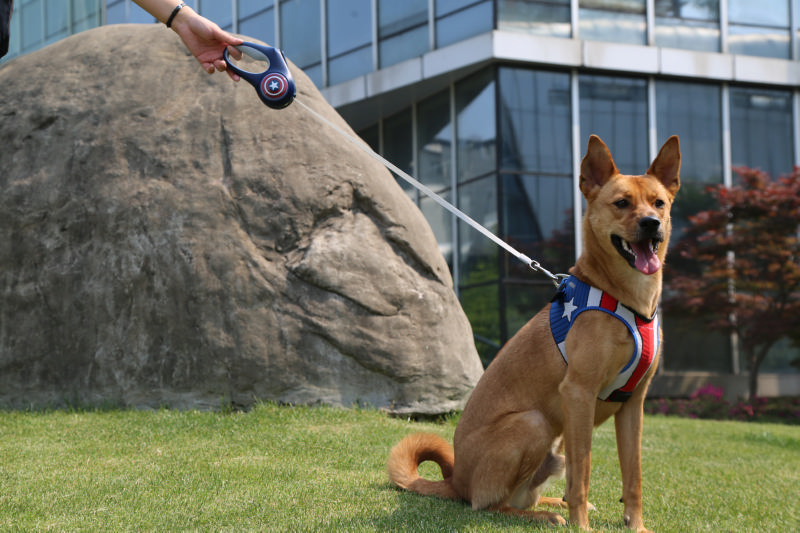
[239, 8, 275, 45]
[760, 338, 800, 373]
[326, 0, 372, 84]
[655, 18, 719, 52]
[654, 0, 719, 52]
[104, 0, 151, 24]
[22, 0, 43, 52]
[499, 68, 571, 175]
[127, 2, 156, 23]
[106, 0, 126, 24]
[378, 0, 429, 67]
[280, 0, 321, 68]
[420, 191, 454, 270]
[435, 1, 493, 49]
[46, 0, 67, 39]
[728, 25, 790, 59]
[359, 123, 379, 153]
[502, 173, 575, 277]
[327, 0, 371, 57]
[302, 63, 323, 87]
[436, 0, 468, 17]
[580, 0, 644, 12]
[655, 0, 717, 20]
[796, 4, 800, 59]
[730, 88, 793, 179]
[579, 75, 648, 174]
[579, 0, 646, 44]
[72, 0, 100, 26]
[655, 80, 721, 244]
[656, 81, 722, 185]
[456, 69, 496, 183]
[379, 22, 428, 68]
[498, 0, 571, 38]
[378, 0, 427, 37]
[662, 318, 732, 372]
[727, 0, 789, 58]
[458, 176, 498, 287]
[382, 108, 414, 198]
[504, 284, 557, 341]
[657, 81, 728, 373]
[239, 0, 274, 19]
[327, 46, 372, 85]
[199, 0, 233, 30]
[417, 90, 452, 193]
[460, 284, 500, 366]
[728, 0, 788, 27]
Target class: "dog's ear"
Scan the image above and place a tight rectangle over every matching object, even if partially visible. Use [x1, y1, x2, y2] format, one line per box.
[580, 135, 619, 199]
[647, 136, 681, 198]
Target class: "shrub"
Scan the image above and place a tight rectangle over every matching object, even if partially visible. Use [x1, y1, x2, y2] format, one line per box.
[645, 386, 800, 425]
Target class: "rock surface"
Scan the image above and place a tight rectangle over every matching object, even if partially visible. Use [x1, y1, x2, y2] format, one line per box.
[0, 24, 482, 414]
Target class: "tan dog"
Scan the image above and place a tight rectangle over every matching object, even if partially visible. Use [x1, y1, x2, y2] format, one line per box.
[387, 135, 680, 532]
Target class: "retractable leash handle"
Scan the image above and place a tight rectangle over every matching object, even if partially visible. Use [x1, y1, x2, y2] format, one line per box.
[224, 42, 296, 109]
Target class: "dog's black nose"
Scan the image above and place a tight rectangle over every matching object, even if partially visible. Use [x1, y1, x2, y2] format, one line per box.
[638, 216, 661, 235]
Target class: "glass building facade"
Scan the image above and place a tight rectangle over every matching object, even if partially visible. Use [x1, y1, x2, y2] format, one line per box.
[3, 1, 799, 395]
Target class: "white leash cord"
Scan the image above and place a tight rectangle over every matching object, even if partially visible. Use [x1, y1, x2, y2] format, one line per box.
[295, 99, 566, 287]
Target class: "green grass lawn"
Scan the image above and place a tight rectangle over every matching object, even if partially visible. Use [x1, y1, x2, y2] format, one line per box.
[0, 403, 797, 532]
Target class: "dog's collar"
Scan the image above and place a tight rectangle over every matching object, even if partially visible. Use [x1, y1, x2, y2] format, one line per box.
[550, 276, 659, 402]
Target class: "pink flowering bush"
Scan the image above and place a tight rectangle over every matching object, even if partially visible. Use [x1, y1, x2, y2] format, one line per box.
[645, 386, 800, 425]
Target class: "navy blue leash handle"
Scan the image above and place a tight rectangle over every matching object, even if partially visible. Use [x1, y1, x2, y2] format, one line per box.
[224, 42, 296, 109]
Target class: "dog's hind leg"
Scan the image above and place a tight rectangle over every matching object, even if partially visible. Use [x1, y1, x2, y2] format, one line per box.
[487, 504, 567, 525]
[494, 453, 566, 522]
[459, 411, 566, 525]
[537, 496, 569, 509]
[509, 447, 567, 510]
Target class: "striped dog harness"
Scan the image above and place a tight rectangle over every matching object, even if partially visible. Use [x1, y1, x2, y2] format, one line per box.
[550, 276, 659, 402]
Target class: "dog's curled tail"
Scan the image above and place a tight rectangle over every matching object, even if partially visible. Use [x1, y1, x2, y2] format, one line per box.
[387, 433, 459, 500]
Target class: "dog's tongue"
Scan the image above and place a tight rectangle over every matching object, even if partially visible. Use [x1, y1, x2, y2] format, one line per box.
[630, 241, 661, 275]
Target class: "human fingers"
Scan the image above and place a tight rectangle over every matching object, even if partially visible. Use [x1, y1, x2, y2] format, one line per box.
[225, 69, 241, 82]
[226, 44, 243, 61]
[217, 29, 243, 47]
[214, 58, 240, 81]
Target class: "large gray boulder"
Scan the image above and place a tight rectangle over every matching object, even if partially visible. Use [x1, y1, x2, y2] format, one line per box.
[0, 24, 482, 414]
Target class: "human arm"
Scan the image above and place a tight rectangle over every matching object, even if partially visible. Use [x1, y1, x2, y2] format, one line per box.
[132, 1, 243, 81]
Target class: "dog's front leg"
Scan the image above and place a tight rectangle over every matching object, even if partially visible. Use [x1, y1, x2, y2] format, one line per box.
[614, 395, 651, 533]
[559, 378, 596, 531]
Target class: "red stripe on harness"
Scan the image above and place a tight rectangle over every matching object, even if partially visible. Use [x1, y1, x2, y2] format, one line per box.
[617, 316, 656, 393]
[636, 315, 654, 362]
[600, 292, 618, 312]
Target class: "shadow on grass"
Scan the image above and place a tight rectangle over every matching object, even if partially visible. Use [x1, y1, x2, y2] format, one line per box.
[318, 483, 594, 532]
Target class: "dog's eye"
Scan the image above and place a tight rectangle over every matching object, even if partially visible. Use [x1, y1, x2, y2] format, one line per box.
[654, 199, 665, 208]
[613, 199, 629, 209]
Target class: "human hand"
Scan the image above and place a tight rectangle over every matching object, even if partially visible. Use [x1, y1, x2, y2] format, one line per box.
[169, 6, 243, 81]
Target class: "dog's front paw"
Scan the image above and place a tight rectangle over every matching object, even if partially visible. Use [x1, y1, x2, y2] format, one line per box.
[623, 514, 651, 532]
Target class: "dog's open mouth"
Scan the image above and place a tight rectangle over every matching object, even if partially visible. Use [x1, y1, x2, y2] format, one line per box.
[611, 235, 662, 275]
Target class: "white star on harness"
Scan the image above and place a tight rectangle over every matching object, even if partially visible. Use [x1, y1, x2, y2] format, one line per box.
[562, 297, 578, 322]
[269, 80, 281, 92]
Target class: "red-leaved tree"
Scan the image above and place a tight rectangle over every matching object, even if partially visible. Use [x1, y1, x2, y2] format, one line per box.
[665, 167, 800, 398]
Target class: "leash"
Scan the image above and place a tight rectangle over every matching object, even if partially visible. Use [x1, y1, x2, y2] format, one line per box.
[224, 43, 568, 288]
[294, 100, 567, 287]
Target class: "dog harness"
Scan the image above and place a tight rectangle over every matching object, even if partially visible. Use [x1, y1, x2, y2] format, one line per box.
[550, 276, 659, 402]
